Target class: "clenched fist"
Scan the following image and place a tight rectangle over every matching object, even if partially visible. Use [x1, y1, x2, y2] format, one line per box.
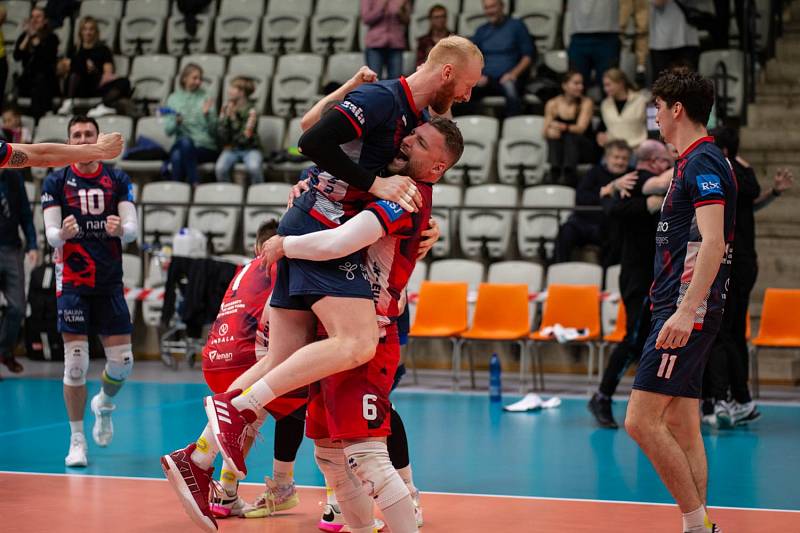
[60, 215, 80, 240]
[106, 215, 122, 237]
[96, 132, 124, 160]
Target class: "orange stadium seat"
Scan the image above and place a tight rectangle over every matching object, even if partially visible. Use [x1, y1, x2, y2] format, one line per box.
[750, 289, 800, 398]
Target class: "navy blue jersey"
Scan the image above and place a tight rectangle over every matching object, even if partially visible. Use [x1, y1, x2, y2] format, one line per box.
[0, 140, 12, 166]
[650, 136, 737, 333]
[42, 164, 135, 294]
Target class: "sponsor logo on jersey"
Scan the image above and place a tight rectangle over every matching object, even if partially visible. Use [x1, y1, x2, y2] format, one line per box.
[376, 200, 405, 222]
[210, 335, 235, 346]
[696, 174, 722, 196]
[41, 192, 54, 203]
[219, 323, 229, 336]
[339, 262, 359, 281]
[208, 350, 233, 362]
[340, 101, 365, 126]
[67, 178, 77, 187]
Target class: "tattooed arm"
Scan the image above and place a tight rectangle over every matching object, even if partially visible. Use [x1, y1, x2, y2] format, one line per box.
[3, 133, 124, 168]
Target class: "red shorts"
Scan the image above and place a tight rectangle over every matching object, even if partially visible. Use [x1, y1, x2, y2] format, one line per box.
[203, 368, 308, 420]
[305, 329, 400, 441]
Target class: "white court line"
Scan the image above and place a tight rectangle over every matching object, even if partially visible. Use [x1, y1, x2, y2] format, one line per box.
[2, 470, 798, 514]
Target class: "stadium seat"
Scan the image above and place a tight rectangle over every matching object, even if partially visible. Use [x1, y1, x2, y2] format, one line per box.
[220, 0, 265, 15]
[129, 54, 178, 112]
[449, 115, 499, 185]
[462, 0, 510, 14]
[1, 9, 24, 58]
[457, 11, 488, 37]
[750, 289, 800, 398]
[497, 115, 548, 185]
[271, 54, 323, 118]
[255, 114, 286, 158]
[459, 184, 516, 260]
[428, 259, 484, 290]
[113, 54, 130, 77]
[118, 116, 172, 174]
[261, 13, 308, 55]
[4, 1, 31, 20]
[317, 0, 359, 15]
[430, 183, 461, 258]
[598, 301, 626, 383]
[406, 261, 428, 330]
[543, 49, 568, 73]
[546, 261, 603, 288]
[243, 182, 291, 250]
[601, 263, 622, 342]
[488, 260, 545, 327]
[402, 50, 416, 76]
[515, 0, 564, 11]
[33, 116, 71, 143]
[126, 0, 171, 17]
[122, 252, 143, 318]
[325, 52, 364, 86]
[604, 264, 621, 292]
[310, 13, 357, 54]
[528, 284, 601, 390]
[699, 49, 745, 120]
[95, 115, 133, 165]
[517, 185, 574, 260]
[515, 9, 560, 53]
[166, 15, 211, 55]
[188, 183, 243, 253]
[79, 0, 123, 19]
[459, 283, 530, 391]
[120, 12, 165, 56]
[271, 117, 315, 174]
[140, 181, 191, 246]
[225, 53, 275, 113]
[53, 20, 72, 57]
[215, 0, 264, 54]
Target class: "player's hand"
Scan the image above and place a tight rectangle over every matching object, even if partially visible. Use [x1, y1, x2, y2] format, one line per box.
[646, 195, 664, 214]
[369, 175, 422, 213]
[347, 66, 378, 88]
[105, 215, 122, 237]
[773, 167, 794, 193]
[60, 215, 80, 240]
[96, 132, 124, 160]
[25, 249, 38, 266]
[260, 235, 285, 270]
[288, 178, 311, 208]
[417, 217, 440, 260]
[655, 307, 695, 350]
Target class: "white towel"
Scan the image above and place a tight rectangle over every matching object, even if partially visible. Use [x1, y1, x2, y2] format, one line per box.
[503, 393, 562, 412]
[540, 323, 588, 343]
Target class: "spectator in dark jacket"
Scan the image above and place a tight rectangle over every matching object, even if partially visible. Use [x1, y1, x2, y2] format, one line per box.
[13, 6, 60, 118]
[416, 4, 454, 66]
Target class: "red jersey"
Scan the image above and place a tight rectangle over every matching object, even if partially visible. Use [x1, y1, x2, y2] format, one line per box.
[202, 261, 276, 372]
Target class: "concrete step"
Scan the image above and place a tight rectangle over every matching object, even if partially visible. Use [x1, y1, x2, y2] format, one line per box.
[740, 149, 800, 168]
[740, 127, 800, 151]
[752, 236, 800, 301]
[764, 60, 800, 84]
[746, 101, 800, 127]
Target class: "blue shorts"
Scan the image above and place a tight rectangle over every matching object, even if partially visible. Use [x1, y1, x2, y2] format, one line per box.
[270, 206, 372, 311]
[632, 315, 717, 399]
[57, 290, 133, 336]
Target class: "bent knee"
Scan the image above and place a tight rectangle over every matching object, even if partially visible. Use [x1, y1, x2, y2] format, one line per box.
[338, 334, 379, 368]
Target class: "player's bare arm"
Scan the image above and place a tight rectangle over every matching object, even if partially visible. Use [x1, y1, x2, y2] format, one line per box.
[4, 133, 124, 168]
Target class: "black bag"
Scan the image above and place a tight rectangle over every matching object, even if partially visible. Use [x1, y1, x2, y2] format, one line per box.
[25, 262, 63, 361]
[675, 1, 716, 32]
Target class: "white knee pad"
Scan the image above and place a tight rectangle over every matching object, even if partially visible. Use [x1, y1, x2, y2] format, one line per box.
[63, 340, 90, 386]
[314, 445, 362, 503]
[103, 344, 133, 383]
[345, 441, 410, 509]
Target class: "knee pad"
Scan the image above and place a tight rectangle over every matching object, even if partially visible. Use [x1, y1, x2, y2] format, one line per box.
[63, 340, 90, 386]
[314, 445, 362, 503]
[103, 344, 134, 384]
[345, 441, 409, 509]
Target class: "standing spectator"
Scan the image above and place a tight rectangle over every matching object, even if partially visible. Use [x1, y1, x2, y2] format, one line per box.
[215, 77, 263, 184]
[58, 17, 132, 118]
[1, 107, 32, 143]
[361, 0, 411, 80]
[13, 6, 60, 119]
[619, 0, 649, 86]
[461, 0, 533, 117]
[589, 140, 673, 428]
[649, 0, 700, 79]
[702, 127, 794, 427]
[543, 70, 595, 186]
[566, 0, 620, 93]
[0, 167, 38, 379]
[416, 4, 453, 67]
[163, 63, 219, 185]
[596, 68, 648, 150]
[554, 139, 632, 264]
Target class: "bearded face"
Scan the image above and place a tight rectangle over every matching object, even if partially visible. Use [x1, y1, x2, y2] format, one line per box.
[430, 77, 457, 115]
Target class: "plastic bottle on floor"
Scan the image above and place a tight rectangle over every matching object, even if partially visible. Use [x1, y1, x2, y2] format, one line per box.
[489, 353, 502, 402]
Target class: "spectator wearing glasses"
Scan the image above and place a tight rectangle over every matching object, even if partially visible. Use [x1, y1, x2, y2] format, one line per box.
[416, 4, 453, 67]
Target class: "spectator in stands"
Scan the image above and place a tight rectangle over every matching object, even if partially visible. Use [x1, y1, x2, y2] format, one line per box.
[44, 0, 79, 29]
[163, 63, 219, 185]
[702, 127, 795, 427]
[361, 0, 411, 80]
[176, 0, 213, 37]
[543, 70, 596, 186]
[596, 68, 648, 151]
[58, 16, 133, 118]
[0, 5, 8, 111]
[459, 0, 534, 117]
[566, 0, 620, 93]
[1, 107, 32, 143]
[13, 6, 60, 119]
[416, 4, 453, 67]
[649, 0, 700, 80]
[588, 140, 673, 428]
[619, 0, 649, 86]
[215, 77, 263, 184]
[0, 164, 38, 380]
[555, 140, 632, 265]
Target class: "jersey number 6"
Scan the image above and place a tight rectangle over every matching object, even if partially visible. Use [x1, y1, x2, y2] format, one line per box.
[78, 189, 105, 215]
[362, 394, 378, 421]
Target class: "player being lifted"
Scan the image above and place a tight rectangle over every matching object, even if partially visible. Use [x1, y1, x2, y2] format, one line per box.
[42, 116, 138, 467]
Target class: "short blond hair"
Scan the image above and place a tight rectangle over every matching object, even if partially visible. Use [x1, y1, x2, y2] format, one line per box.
[426, 35, 484, 68]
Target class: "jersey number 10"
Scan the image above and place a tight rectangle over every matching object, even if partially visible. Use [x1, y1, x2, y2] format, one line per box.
[78, 189, 105, 215]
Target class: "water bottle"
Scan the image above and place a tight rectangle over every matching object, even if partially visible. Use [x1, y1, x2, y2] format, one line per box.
[489, 353, 502, 402]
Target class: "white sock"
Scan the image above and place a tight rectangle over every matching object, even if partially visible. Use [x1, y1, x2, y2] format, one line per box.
[190, 425, 220, 470]
[273, 459, 294, 485]
[97, 389, 114, 406]
[682, 505, 711, 532]
[231, 379, 276, 415]
[219, 464, 239, 496]
[396, 465, 418, 495]
[325, 484, 338, 506]
[69, 420, 84, 436]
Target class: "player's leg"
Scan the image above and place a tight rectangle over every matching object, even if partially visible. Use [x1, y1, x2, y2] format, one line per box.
[316, 440, 377, 533]
[664, 396, 708, 504]
[60, 291, 91, 467]
[388, 405, 422, 527]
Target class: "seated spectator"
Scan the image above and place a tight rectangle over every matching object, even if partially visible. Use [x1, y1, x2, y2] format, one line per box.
[13, 6, 59, 119]
[649, 0, 700, 80]
[58, 16, 133, 118]
[1, 107, 32, 143]
[361, 0, 410, 80]
[543, 70, 596, 186]
[215, 77, 263, 184]
[555, 139, 632, 265]
[416, 4, 454, 67]
[596, 68, 648, 150]
[459, 0, 534, 117]
[567, 0, 620, 92]
[162, 63, 219, 185]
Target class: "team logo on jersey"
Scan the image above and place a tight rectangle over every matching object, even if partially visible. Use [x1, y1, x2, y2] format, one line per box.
[67, 178, 77, 187]
[218, 323, 229, 336]
[339, 262, 359, 280]
[696, 174, 722, 196]
[41, 192, 54, 203]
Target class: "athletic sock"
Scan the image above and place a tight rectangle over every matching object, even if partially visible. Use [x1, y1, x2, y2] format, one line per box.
[396, 465, 418, 496]
[325, 485, 338, 506]
[69, 420, 84, 436]
[683, 506, 712, 532]
[97, 389, 114, 406]
[273, 459, 294, 486]
[231, 379, 276, 416]
[219, 466, 239, 496]
[190, 425, 219, 470]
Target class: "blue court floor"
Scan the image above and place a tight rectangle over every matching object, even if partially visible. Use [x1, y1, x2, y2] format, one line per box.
[2, 378, 799, 511]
